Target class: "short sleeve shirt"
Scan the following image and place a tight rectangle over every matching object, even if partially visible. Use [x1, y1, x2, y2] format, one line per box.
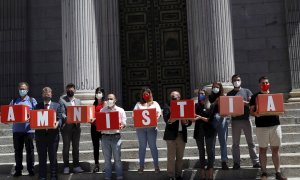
[227, 88, 252, 121]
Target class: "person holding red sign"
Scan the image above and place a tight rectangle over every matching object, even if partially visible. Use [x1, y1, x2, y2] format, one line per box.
[208, 82, 229, 170]
[34, 87, 62, 180]
[90, 87, 106, 173]
[10, 82, 37, 177]
[133, 87, 162, 173]
[100, 93, 127, 180]
[194, 89, 216, 180]
[163, 91, 192, 180]
[59, 83, 84, 174]
[227, 75, 260, 170]
[250, 76, 286, 180]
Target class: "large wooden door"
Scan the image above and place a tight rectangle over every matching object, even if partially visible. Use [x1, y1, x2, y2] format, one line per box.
[119, 0, 190, 110]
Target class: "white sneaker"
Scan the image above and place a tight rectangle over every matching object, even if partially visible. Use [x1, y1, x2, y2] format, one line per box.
[63, 167, 70, 174]
[73, 166, 84, 173]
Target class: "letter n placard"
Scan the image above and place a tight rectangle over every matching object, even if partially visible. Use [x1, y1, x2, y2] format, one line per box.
[170, 100, 195, 122]
[133, 108, 157, 128]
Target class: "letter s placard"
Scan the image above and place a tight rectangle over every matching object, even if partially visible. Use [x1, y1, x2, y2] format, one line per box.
[133, 108, 157, 128]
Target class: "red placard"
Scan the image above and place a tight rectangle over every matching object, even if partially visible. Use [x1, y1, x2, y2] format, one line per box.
[0, 105, 29, 123]
[219, 96, 244, 116]
[133, 108, 157, 128]
[67, 106, 95, 123]
[256, 93, 284, 116]
[30, 109, 56, 129]
[95, 111, 121, 131]
[170, 100, 195, 121]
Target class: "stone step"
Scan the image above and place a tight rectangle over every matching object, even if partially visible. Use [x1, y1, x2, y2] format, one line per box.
[0, 123, 299, 138]
[0, 165, 299, 180]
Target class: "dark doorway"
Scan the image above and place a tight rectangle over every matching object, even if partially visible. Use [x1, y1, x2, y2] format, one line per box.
[119, 0, 190, 110]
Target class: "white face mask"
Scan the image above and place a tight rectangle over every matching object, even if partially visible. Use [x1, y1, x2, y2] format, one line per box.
[233, 81, 241, 88]
[95, 93, 103, 100]
[107, 100, 115, 107]
[19, 89, 28, 97]
[212, 88, 219, 94]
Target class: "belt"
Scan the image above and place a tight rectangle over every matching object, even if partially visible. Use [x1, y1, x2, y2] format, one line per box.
[102, 133, 120, 136]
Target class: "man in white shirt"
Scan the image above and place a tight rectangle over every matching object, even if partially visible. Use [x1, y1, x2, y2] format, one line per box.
[100, 93, 127, 180]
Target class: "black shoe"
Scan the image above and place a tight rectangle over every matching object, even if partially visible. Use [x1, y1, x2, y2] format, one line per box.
[221, 162, 229, 170]
[93, 164, 100, 173]
[232, 163, 240, 170]
[253, 163, 261, 168]
[261, 172, 267, 180]
[28, 171, 35, 176]
[169, 177, 175, 180]
[175, 176, 182, 180]
[13, 171, 22, 177]
[275, 172, 287, 180]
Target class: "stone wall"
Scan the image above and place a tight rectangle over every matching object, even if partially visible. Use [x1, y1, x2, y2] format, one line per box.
[231, 0, 291, 94]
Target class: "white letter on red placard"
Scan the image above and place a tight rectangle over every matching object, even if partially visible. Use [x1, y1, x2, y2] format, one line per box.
[37, 111, 49, 126]
[177, 101, 187, 117]
[142, 110, 151, 125]
[74, 107, 81, 122]
[267, 96, 276, 111]
[229, 97, 234, 113]
[7, 107, 15, 121]
[106, 113, 111, 129]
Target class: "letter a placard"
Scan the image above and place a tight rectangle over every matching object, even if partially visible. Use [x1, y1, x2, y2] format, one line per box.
[219, 96, 244, 116]
[133, 108, 157, 128]
[95, 111, 120, 131]
[30, 109, 56, 129]
[0, 105, 29, 123]
[256, 93, 284, 116]
[170, 100, 195, 122]
[67, 106, 95, 123]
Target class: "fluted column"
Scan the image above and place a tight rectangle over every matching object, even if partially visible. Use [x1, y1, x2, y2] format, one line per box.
[96, 0, 122, 104]
[0, 0, 27, 104]
[187, 0, 235, 93]
[285, 0, 300, 102]
[62, 0, 100, 104]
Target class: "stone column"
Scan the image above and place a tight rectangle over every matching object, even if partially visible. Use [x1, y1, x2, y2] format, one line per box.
[95, 0, 122, 104]
[0, 0, 28, 104]
[186, 0, 235, 94]
[61, 0, 100, 105]
[61, 0, 122, 105]
[285, 0, 300, 102]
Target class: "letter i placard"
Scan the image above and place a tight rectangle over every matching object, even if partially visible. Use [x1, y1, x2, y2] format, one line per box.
[95, 111, 121, 131]
[256, 93, 284, 116]
[133, 108, 157, 128]
[0, 105, 30, 123]
[170, 100, 195, 122]
[219, 96, 244, 116]
[30, 109, 56, 129]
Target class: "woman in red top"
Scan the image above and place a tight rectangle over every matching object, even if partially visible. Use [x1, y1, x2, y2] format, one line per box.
[91, 87, 106, 172]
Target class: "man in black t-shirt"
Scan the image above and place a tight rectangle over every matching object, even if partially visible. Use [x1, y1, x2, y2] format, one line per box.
[249, 76, 286, 180]
[227, 74, 259, 170]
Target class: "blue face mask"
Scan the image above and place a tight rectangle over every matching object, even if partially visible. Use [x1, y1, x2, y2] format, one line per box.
[198, 94, 206, 102]
[19, 89, 28, 97]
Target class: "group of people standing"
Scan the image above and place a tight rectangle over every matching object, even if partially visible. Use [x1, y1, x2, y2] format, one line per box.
[6, 74, 286, 180]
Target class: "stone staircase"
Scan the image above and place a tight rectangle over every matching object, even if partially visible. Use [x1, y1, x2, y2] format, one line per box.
[0, 103, 299, 180]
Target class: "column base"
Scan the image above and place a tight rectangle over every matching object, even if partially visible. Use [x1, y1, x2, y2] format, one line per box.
[74, 90, 95, 105]
[288, 89, 300, 103]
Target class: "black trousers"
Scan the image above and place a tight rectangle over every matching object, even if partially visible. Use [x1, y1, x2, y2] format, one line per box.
[36, 129, 59, 179]
[91, 124, 102, 164]
[61, 124, 81, 167]
[13, 132, 35, 173]
[195, 132, 217, 169]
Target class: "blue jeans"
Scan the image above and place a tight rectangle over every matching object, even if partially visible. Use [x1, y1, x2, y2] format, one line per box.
[136, 127, 159, 168]
[101, 134, 123, 180]
[214, 114, 228, 162]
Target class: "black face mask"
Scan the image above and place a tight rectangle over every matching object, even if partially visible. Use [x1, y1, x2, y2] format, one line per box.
[43, 96, 51, 101]
[67, 91, 74, 97]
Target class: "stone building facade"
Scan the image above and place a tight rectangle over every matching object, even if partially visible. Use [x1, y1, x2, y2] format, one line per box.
[1, 0, 299, 110]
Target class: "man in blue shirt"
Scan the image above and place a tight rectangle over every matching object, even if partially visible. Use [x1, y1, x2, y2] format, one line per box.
[10, 82, 37, 177]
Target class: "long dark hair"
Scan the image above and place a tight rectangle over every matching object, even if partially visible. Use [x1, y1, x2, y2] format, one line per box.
[93, 87, 105, 106]
[139, 87, 152, 104]
[209, 82, 224, 103]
